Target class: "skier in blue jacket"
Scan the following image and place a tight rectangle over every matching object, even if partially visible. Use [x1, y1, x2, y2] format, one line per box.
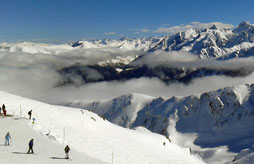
[5, 132, 11, 146]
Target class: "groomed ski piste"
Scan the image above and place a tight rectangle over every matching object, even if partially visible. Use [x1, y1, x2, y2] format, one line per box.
[0, 90, 204, 164]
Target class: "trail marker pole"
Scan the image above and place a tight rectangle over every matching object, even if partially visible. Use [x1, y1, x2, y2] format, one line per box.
[63, 127, 66, 145]
[20, 104, 22, 117]
[112, 152, 114, 164]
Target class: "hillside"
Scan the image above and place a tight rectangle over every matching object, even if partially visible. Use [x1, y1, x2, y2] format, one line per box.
[0, 117, 107, 164]
[0, 90, 204, 164]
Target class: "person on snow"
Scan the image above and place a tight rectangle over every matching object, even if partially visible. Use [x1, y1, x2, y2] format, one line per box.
[64, 145, 70, 159]
[5, 132, 11, 146]
[27, 139, 34, 154]
[2, 104, 6, 116]
[28, 110, 32, 119]
[0, 106, 2, 116]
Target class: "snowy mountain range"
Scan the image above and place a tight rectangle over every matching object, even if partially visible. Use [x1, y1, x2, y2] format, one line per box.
[1, 21, 254, 58]
[1, 22, 254, 85]
[69, 21, 254, 59]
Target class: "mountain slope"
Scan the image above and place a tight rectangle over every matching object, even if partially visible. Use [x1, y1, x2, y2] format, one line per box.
[0, 90, 204, 164]
[0, 117, 107, 164]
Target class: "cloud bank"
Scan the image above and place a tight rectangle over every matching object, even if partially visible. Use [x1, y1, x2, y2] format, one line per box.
[131, 51, 254, 70]
[0, 49, 254, 104]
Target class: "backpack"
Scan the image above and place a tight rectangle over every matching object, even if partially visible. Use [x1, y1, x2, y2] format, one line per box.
[65, 146, 70, 153]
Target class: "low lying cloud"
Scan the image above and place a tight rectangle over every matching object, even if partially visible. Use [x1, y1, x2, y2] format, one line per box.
[0, 48, 254, 104]
[155, 22, 234, 34]
[131, 50, 254, 70]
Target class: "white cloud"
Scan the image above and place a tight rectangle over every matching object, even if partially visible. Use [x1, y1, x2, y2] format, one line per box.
[140, 28, 149, 32]
[131, 28, 150, 34]
[131, 50, 254, 71]
[104, 32, 117, 35]
[154, 22, 234, 34]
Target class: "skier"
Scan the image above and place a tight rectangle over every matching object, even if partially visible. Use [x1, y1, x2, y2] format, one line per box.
[2, 104, 6, 116]
[5, 132, 11, 146]
[64, 145, 70, 159]
[28, 110, 32, 119]
[27, 139, 34, 154]
[32, 118, 36, 126]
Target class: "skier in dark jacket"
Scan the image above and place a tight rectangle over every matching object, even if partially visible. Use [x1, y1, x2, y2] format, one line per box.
[28, 110, 32, 119]
[64, 145, 70, 159]
[27, 139, 34, 154]
[2, 104, 6, 116]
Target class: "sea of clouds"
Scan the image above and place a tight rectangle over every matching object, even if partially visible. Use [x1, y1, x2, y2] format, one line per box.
[0, 48, 254, 104]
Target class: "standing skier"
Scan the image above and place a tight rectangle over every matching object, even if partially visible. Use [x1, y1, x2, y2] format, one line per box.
[5, 132, 11, 146]
[27, 139, 34, 154]
[2, 104, 6, 116]
[28, 110, 32, 119]
[64, 145, 70, 159]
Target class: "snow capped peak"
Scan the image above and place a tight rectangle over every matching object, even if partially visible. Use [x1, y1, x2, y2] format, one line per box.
[119, 36, 128, 41]
[234, 21, 254, 33]
[209, 24, 220, 30]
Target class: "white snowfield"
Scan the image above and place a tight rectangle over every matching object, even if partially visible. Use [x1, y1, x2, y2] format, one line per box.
[0, 90, 205, 164]
[0, 42, 74, 54]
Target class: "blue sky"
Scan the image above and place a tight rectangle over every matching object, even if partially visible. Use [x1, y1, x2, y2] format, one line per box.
[0, 0, 253, 43]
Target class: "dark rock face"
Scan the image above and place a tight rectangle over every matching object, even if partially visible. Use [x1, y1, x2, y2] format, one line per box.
[58, 63, 254, 86]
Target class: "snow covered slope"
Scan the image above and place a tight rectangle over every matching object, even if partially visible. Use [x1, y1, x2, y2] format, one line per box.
[0, 91, 204, 164]
[63, 93, 155, 128]
[0, 37, 161, 54]
[72, 37, 161, 51]
[62, 84, 254, 164]
[0, 117, 107, 164]
[0, 42, 74, 54]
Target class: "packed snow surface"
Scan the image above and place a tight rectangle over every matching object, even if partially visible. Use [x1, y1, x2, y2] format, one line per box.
[0, 117, 107, 164]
